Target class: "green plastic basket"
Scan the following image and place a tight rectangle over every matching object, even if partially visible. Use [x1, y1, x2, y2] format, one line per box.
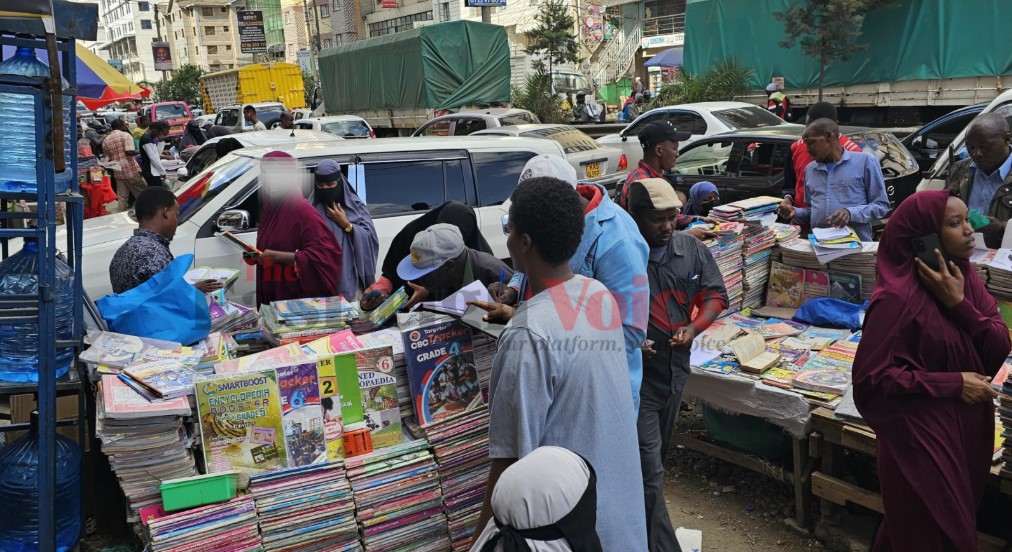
[160, 471, 239, 512]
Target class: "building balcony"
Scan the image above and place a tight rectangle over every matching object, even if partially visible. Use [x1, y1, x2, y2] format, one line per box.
[642, 13, 684, 38]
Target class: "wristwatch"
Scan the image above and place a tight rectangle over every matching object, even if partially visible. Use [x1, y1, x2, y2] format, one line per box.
[343, 225, 353, 233]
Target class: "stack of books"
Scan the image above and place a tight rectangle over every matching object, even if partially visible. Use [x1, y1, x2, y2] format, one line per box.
[705, 223, 747, 313]
[349, 287, 410, 334]
[249, 463, 361, 551]
[778, 238, 878, 301]
[987, 249, 1012, 300]
[145, 495, 262, 552]
[118, 354, 200, 400]
[346, 440, 451, 551]
[358, 328, 413, 422]
[262, 296, 360, 345]
[970, 248, 996, 285]
[422, 407, 492, 551]
[472, 333, 497, 397]
[770, 223, 801, 243]
[80, 332, 183, 376]
[710, 196, 783, 224]
[998, 358, 1012, 476]
[740, 225, 777, 310]
[96, 375, 197, 520]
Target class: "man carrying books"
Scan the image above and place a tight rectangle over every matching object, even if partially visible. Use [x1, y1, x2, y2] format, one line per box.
[627, 178, 728, 552]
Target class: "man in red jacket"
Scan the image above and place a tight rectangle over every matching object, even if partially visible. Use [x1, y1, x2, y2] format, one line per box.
[779, 102, 862, 213]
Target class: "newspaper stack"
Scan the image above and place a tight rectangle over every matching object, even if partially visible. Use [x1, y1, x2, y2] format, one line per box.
[705, 223, 747, 313]
[249, 462, 361, 551]
[969, 248, 995, 285]
[740, 225, 777, 310]
[358, 328, 413, 421]
[96, 375, 197, 521]
[986, 249, 1012, 300]
[778, 238, 878, 300]
[347, 440, 451, 551]
[422, 407, 492, 551]
[146, 495, 261, 552]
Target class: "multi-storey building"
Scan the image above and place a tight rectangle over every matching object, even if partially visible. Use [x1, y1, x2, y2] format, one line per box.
[98, 0, 167, 86]
[165, 0, 254, 73]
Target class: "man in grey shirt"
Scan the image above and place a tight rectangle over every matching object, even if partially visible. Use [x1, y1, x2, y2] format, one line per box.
[474, 176, 648, 550]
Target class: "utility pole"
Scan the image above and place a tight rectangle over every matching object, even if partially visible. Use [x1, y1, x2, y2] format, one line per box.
[301, 0, 321, 84]
[481, 7, 491, 23]
[154, 3, 165, 81]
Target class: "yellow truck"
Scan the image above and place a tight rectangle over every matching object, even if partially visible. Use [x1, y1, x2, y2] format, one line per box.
[199, 62, 306, 115]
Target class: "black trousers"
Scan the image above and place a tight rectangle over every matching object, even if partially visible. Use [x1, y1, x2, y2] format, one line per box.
[143, 173, 165, 188]
[637, 365, 690, 552]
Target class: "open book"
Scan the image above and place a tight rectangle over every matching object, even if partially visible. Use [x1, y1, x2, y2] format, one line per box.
[184, 266, 241, 287]
[417, 280, 493, 316]
[729, 333, 781, 374]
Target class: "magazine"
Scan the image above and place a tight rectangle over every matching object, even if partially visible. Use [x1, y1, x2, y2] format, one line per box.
[766, 262, 804, 308]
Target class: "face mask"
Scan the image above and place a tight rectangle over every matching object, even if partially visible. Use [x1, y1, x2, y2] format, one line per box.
[315, 186, 342, 207]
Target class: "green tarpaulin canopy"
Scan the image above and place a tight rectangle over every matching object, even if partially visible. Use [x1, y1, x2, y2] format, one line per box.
[684, 0, 1012, 90]
[319, 20, 511, 113]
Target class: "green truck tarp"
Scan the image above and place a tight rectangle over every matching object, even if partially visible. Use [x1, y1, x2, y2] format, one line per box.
[684, 0, 1012, 90]
[319, 20, 511, 112]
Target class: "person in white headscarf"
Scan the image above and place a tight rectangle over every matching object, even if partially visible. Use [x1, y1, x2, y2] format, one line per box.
[469, 446, 602, 552]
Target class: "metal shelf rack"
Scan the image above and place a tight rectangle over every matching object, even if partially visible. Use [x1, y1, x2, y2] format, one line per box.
[0, 32, 85, 551]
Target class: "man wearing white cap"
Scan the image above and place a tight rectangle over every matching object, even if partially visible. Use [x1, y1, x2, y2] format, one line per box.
[627, 177, 727, 552]
[479, 154, 650, 412]
[398, 223, 512, 309]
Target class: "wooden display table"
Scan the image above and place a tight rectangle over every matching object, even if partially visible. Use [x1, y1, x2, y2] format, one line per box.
[808, 407, 1008, 549]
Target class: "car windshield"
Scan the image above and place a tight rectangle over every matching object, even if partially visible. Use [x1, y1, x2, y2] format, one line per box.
[321, 120, 370, 137]
[521, 126, 600, 154]
[155, 104, 188, 120]
[257, 105, 287, 115]
[711, 106, 786, 129]
[177, 156, 257, 223]
[847, 132, 919, 178]
[500, 112, 541, 125]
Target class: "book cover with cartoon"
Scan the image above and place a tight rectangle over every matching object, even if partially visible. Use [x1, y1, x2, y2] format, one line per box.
[355, 346, 404, 449]
[766, 262, 804, 308]
[277, 362, 326, 467]
[402, 321, 484, 427]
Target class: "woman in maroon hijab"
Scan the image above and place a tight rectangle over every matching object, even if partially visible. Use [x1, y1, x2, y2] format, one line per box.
[853, 190, 1007, 551]
[254, 151, 343, 306]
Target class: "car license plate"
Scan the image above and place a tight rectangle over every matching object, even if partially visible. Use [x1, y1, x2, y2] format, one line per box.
[585, 162, 601, 178]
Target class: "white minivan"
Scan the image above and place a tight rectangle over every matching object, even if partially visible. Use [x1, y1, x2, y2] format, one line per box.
[917, 89, 1012, 191]
[77, 137, 566, 306]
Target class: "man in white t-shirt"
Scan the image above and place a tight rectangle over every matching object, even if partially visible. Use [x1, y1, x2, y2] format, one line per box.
[243, 105, 267, 131]
[474, 175, 648, 551]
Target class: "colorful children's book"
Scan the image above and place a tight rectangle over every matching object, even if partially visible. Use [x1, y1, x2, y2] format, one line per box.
[81, 331, 182, 370]
[121, 359, 198, 399]
[402, 320, 484, 426]
[315, 353, 365, 461]
[698, 358, 739, 375]
[829, 272, 863, 304]
[100, 374, 191, 419]
[792, 369, 850, 395]
[196, 370, 287, 474]
[273, 296, 357, 322]
[355, 346, 404, 450]
[766, 262, 804, 308]
[277, 362, 326, 467]
[801, 270, 830, 303]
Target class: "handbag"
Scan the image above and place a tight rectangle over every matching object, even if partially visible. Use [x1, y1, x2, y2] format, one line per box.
[97, 254, 211, 345]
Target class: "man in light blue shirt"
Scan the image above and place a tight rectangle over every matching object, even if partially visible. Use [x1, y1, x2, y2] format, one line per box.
[945, 113, 1012, 248]
[783, 119, 890, 241]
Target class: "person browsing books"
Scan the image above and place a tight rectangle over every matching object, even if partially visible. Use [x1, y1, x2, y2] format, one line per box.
[397, 223, 512, 310]
[109, 187, 223, 295]
[311, 160, 379, 301]
[779, 119, 890, 241]
[474, 176, 647, 551]
[627, 178, 728, 552]
[253, 151, 344, 306]
[779, 101, 862, 211]
[852, 190, 1009, 551]
[475, 154, 650, 412]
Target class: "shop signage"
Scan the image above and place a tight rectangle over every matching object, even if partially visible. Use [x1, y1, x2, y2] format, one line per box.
[641, 33, 684, 49]
[237, 10, 268, 54]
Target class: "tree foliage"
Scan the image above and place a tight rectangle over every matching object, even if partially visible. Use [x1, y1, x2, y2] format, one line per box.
[154, 64, 204, 105]
[773, 0, 899, 99]
[649, 58, 754, 109]
[524, 0, 580, 77]
[510, 62, 565, 124]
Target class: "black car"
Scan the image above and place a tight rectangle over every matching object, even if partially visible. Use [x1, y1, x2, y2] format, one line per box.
[901, 103, 985, 173]
[668, 126, 921, 212]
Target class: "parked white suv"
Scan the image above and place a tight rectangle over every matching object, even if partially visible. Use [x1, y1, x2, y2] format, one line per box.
[214, 102, 288, 132]
[412, 108, 541, 137]
[76, 137, 566, 306]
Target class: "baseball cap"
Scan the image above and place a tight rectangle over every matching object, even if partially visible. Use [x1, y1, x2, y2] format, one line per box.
[518, 154, 577, 188]
[315, 159, 340, 183]
[397, 223, 466, 281]
[626, 178, 683, 212]
[765, 82, 782, 93]
[638, 120, 691, 150]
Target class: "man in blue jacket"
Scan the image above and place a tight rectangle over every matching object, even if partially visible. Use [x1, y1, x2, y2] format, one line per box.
[475, 154, 650, 411]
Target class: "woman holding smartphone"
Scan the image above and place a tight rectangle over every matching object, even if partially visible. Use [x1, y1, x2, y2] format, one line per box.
[853, 189, 1008, 551]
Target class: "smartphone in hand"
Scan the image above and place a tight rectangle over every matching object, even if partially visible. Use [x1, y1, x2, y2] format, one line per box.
[911, 233, 946, 271]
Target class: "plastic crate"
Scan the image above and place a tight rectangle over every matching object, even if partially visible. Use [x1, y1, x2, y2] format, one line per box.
[160, 471, 239, 512]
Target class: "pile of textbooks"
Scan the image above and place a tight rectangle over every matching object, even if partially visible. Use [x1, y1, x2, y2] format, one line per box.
[249, 463, 361, 551]
[145, 495, 261, 552]
[423, 408, 492, 551]
[705, 223, 747, 313]
[710, 196, 782, 224]
[80, 331, 183, 376]
[349, 287, 410, 334]
[770, 223, 801, 243]
[778, 238, 878, 301]
[346, 440, 451, 551]
[998, 358, 1012, 476]
[358, 328, 413, 422]
[262, 296, 360, 345]
[986, 249, 1012, 300]
[741, 225, 777, 310]
[96, 375, 197, 520]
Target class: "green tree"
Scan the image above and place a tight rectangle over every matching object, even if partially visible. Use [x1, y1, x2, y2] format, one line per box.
[524, 0, 580, 79]
[649, 58, 753, 109]
[511, 62, 565, 124]
[168, 64, 204, 106]
[773, 0, 899, 100]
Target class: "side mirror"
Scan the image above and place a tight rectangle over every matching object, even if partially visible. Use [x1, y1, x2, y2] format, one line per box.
[924, 137, 940, 150]
[909, 135, 923, 149]
[217, 209, 251, 232]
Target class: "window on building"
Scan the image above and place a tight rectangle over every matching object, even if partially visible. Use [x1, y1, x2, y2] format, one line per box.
[226, 45, 232, 51]
[138, 1, 150, 11]
[141, 20, 152, 30]
[333, 1, 341, 10]
[220, 6, 227, 12]
[201, 7, 214, 17]
[207, 45, 219, 55]
[320, 4, 330, 17]
[127, 22, 134, 32]
[440, 2, 449, 21]
[285, 12, 291, 24]
[204, 26, 215, 35]
[323, 39, 332, 48]
[223, 26, 229, 33]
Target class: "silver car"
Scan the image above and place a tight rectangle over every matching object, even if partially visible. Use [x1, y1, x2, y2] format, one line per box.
[473, 124, 629, 192]
[411, 108, 541, 137]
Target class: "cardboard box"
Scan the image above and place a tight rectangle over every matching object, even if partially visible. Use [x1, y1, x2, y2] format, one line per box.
[0, 393, 87, 449]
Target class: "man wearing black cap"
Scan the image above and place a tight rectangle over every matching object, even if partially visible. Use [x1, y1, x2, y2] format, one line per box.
[619, 120, 717, 240]
[627, 177, 728, 552]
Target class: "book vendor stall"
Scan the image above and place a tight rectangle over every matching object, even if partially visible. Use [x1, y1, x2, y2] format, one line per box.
[81, 286, 500, 551]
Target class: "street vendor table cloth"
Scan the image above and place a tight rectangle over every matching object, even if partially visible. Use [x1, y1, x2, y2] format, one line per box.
[683, 368, 813, 439]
